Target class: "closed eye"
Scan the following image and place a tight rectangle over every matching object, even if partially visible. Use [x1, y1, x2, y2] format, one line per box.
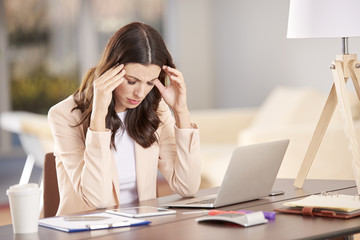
[125, 75, 156, 86]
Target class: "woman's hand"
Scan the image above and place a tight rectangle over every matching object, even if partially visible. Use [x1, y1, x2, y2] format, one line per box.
[154, 66, 191, 128]
[90, 64, 126, 132]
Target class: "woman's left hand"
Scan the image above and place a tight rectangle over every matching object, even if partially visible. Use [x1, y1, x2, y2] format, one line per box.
[154, 66, 191, 128]
[154, 66, 188, 114]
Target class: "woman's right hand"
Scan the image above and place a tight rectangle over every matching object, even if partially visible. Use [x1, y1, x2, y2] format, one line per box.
[90, 64, 126, 132]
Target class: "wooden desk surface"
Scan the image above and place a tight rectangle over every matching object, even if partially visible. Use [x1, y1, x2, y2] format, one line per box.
[0, 179, 357, 240]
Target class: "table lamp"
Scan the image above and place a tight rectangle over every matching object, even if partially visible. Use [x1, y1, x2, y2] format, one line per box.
[287, 0, 360, 192]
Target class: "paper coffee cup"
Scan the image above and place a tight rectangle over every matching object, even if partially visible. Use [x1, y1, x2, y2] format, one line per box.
[7, 183, 41, 234]
[13, 232, 40, 240]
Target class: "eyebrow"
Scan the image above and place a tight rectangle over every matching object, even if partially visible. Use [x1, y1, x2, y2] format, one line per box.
[125, 74, 157, 82]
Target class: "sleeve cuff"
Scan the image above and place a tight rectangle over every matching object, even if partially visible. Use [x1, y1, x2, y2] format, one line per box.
[86, 128, 112, 149]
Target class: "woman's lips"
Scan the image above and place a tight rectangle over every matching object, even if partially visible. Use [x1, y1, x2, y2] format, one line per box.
[127, 99, 141, 105]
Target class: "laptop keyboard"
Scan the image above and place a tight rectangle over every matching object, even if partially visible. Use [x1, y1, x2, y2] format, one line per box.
[188, 198, 216, 204]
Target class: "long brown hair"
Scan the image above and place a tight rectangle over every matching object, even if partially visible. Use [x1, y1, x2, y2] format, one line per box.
[72, 22, 175, 148]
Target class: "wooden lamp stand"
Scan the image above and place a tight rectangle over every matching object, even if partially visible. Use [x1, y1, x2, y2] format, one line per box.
[294, 38, 360, 192]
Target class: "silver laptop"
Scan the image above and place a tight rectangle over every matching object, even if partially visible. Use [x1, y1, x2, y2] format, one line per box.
[163, 139, 289, 208]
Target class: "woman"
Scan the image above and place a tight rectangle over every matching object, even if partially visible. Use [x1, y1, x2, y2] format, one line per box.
[48, 22, 201, 216]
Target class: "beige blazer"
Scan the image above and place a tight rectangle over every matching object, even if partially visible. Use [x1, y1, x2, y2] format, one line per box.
[48, 96, 201, 216]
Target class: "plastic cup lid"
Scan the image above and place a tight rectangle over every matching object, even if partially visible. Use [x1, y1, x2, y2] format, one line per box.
[6, 183, 41, 196]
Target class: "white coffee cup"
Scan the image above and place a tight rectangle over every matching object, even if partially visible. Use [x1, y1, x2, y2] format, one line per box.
[6, 183, 41, 234]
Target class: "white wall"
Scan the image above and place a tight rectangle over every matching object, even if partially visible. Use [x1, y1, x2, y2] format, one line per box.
[164, 0, 215, 109]
[165, 0, 360, 109]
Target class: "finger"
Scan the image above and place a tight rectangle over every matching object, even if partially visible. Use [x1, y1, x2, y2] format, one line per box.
[97, 67, 125, 86]
[95, 69, 126, 93]
[114, 64, 125, 75]
[104, 69, 126, 90]
[100, 64, 124, 81]
[154, 79, 166, 93]
[168, 75, 185, 90]
[162, 65, 183, 78]
[162, 66, 185, 87]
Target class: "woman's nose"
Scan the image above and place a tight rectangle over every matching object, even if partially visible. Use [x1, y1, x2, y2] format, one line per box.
[134, 84, 146, 98]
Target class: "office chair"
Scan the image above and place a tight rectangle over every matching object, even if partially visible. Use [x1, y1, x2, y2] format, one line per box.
[43, 152, 59, 218]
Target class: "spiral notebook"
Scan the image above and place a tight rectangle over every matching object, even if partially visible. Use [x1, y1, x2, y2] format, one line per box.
[274, 192, 360, 219]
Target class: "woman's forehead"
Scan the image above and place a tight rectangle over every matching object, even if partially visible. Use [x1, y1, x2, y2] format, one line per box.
[124, 63, 161, 81]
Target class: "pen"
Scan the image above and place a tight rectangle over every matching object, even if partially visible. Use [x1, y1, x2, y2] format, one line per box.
[64, 216, 111, 221]
[86, 221, 130, 230]
[208, 210, 243, 216]
[86, 223, 110, 230]
[237, 210, 276, 220]
[182, 210, 210, 215]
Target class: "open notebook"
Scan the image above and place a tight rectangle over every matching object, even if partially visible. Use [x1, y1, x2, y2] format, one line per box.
[283, 194, 360, 212]
[275, 193, 360, 218]
[163, 139, 289, 208]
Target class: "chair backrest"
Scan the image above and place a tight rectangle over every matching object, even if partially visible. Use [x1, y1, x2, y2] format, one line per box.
[43, 152, 59, 218]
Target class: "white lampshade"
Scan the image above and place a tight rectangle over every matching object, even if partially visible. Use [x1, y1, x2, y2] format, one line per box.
[287, 0, 360, 39]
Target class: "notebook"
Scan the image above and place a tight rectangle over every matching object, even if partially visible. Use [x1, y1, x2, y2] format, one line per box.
[283, 194, 360, 212]
[163, 139, 289, 208]
[274, 193, 360, 219]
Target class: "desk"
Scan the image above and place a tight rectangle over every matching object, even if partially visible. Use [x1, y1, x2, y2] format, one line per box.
[0, 179, 358, 240]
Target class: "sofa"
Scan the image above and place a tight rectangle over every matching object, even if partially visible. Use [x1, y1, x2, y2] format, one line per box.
[0, 111, 53, 168]
[190, 107, 256, 188]
[192, 86, 360, 189]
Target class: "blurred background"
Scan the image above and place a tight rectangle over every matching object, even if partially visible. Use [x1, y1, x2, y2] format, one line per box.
[1, 0, 360, 223]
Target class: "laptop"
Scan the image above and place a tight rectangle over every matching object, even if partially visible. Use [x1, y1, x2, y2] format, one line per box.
[163, 139, 289, 208]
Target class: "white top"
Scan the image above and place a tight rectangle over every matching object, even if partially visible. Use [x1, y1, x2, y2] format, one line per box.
[113, 111, 139, 205]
